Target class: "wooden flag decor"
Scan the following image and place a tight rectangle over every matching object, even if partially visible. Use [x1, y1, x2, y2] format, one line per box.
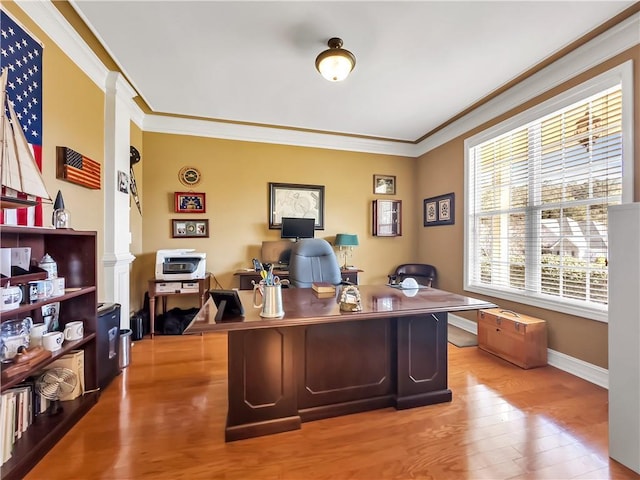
[56, 146, 101, 190]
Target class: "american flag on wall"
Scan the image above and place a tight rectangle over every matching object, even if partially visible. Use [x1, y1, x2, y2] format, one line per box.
[0, 8, 44, 226]
[56, 146, 101, 190]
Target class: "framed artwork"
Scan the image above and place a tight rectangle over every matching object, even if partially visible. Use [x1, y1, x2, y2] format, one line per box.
[373, 174, 396, 195]
[178, 166, 201, 187]
[174, 192, 206, 213]
[424, 193, 455, 227]
[269, 182, 325, 229]
[118, 170, 129, 194]
[172, 219, 209, 238]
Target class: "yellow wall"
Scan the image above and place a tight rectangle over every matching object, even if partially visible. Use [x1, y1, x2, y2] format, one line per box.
[4, 2, 107, 298]
[129, 123, 144, 312]
[416, 47, 640, 368]
[136, 133, 417, 308]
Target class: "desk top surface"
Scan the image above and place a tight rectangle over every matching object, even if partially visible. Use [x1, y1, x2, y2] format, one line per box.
[233, 268, 362, 276]
[184, 285, 495, 333]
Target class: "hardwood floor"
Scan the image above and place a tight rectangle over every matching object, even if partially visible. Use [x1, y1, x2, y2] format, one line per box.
[26, 333, 639, 480]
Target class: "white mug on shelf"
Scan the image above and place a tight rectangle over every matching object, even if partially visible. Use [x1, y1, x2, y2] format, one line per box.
[42, 331, 64, 352]
[29, 279, 53, 301]
[1, 285, 23, 311]
[63, 321, 84, 342]
[52, 277, 66, 297]
[29, 323, 49, 347]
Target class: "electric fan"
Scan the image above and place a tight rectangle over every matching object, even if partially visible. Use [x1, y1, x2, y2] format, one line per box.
[36, 367, 78, 415]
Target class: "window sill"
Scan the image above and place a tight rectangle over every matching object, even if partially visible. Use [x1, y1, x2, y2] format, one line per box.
[464, 284, 608, 323]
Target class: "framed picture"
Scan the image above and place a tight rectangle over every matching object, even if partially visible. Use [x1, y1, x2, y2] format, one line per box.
[269, 182, 325, 229]
[373, 174, 396, 195]
[118, 170, 129, 194]
[423, 193, 455, 226]
[174, 192, 206, 213]
[172, 219, 209, 238]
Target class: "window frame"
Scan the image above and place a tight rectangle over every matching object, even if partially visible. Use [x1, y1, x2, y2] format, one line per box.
[463, 62, 634, 323]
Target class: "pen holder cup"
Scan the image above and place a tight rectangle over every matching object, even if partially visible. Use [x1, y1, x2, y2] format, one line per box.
[253, 283, 284, 318]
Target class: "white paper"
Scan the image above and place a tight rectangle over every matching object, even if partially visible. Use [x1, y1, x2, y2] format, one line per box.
[11, 247, 31, 270]
[0, 248, 11, 277]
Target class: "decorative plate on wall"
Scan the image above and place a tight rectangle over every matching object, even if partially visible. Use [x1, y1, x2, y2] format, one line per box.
[178, 166, 201, 187]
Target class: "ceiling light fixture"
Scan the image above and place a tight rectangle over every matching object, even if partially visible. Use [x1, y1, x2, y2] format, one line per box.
[315, 37, 356, 82]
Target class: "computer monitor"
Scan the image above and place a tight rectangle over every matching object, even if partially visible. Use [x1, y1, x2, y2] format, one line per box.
[210, 290, 244, 321]
[281, 217, 315, 240]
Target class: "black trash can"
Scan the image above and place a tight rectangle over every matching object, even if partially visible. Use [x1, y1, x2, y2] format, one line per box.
[130, 314, 144, 341]
[97, 302, 121, 390]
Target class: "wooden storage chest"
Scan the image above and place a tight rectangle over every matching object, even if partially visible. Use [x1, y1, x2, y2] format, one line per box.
[477, 308, 547, 369]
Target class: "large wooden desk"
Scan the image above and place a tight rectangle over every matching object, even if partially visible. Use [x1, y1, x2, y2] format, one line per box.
[185, 285, 495, 442]
[234, 268, 362, 290]
[147, 274, 211, 337]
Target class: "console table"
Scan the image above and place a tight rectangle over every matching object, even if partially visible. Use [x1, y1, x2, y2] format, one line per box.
[147, 274, 211, 337]
[234, 268, 361, 290]
[184, 285, 495, 441]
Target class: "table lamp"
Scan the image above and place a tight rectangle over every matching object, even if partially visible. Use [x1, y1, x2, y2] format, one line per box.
[334, 234, 359, 270]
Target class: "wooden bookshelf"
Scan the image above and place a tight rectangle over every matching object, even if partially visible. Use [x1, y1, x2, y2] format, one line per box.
[0, 226, 98, 480]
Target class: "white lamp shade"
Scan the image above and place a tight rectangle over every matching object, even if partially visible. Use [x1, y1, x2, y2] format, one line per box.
[315, 38, 356, 82]
[317, 54, 354, 82]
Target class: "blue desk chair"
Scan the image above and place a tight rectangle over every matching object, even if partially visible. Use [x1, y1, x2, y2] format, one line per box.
[288, 239, 342, 288]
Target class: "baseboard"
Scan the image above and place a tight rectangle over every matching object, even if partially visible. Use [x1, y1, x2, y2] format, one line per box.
[448, 313, 609, 389]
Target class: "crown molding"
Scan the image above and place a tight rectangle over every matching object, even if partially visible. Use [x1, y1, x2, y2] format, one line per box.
[143, 115, 416, 156]
[14, 0, 143, 128]
[415, 12, 640, 157]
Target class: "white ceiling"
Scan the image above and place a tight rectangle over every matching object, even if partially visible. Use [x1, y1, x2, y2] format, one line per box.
[69, 1, 634, 143]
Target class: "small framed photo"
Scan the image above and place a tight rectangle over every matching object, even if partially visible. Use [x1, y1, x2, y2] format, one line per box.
[373, 174, 396, 195]
[118, 170, 129, 194]
[424, 192, 455, 227]
[172, 219, 209, 238]
[175, 192, 206, 213]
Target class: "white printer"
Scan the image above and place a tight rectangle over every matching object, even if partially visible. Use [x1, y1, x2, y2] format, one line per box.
[155, 249, 206, 281]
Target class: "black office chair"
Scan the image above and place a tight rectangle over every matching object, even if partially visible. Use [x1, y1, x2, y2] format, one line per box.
[288, 239, 342, 288]
[388, 263, 437, 288]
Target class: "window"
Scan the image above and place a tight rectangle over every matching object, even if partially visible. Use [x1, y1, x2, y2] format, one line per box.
[464, 64, 633, 322]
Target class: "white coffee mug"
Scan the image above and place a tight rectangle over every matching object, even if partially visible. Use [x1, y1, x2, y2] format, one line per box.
[29, 323, 49, 347]
[29, 279, 53, 301]
[63, 321, 84, 341]
[42, 331, 64, 351]
[52, 277, 66, 297]
[1, 286, 23, 311]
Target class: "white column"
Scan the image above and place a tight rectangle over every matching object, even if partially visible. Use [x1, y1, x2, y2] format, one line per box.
[103, 71, 136, 328]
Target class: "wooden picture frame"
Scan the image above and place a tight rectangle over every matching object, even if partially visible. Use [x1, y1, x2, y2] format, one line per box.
[373, 174, 396, 195]
[373, 199, 402, 236]
[172, 219, 209, 238]
[269, 182, 325, 229]
[174, 192, 206, 213]
[424, 193, 455, 226]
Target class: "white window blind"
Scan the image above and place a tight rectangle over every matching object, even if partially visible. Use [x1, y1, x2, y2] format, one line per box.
[465, 74, 629, 321]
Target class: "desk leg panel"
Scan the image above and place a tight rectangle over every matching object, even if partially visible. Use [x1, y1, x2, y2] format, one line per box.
[226, 329, 300, 440]
[296, 320, 394, 415]
[395, 312, 451, 409]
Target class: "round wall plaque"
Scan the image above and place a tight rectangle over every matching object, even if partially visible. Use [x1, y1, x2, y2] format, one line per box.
[178, 166, 201, 186]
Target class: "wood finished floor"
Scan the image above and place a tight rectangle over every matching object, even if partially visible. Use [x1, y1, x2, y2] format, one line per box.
[26, 333, 639, 480]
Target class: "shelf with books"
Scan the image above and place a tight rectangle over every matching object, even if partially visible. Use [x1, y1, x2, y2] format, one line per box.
[0, 226, 98, 480]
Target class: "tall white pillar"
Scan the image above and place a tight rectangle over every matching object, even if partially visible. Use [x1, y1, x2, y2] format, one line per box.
[608, 203, 640, 474]
[103, 71, 136, 327]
